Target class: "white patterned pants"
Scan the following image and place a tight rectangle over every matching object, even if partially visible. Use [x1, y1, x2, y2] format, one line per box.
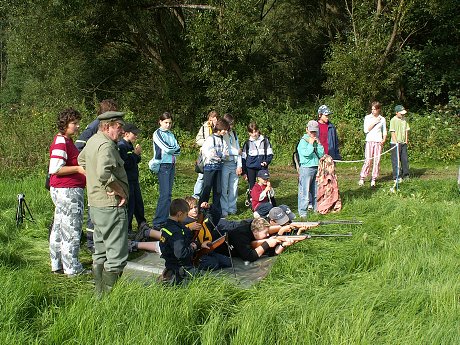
[49, 187, 84, 275]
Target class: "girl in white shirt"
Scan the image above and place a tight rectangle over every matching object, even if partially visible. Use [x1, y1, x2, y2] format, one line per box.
[359, 101, 387, 187]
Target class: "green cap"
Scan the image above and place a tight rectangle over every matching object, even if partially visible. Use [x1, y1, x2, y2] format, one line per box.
[394, 105, 407, 114]
[97, 111, 125, 123]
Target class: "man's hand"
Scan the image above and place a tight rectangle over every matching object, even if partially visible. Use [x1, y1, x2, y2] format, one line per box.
[261, 162, 267, 167]
[106, 190, 127, 207]
[134, 144, 142, 155]
[236, 167, 242, 176]
[107, 181, 128, 207]
[200, 202, 210, 209]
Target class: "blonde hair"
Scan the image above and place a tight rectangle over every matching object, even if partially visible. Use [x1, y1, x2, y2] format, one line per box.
[251, 218, 270, 233]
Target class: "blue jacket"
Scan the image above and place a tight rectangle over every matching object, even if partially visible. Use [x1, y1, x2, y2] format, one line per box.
[241, 135, 273, 174]
[152, 128, 181, 164]
[318, 122, 341, 160]
[75, 119, 99, 151]
[117, 138, 141, 182]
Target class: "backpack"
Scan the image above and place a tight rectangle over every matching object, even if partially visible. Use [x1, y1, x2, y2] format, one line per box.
[293, 138, 319, 172]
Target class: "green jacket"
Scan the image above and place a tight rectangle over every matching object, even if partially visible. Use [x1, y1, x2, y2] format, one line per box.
[78, 131, 129, 207]
[297, 134, 325, 168]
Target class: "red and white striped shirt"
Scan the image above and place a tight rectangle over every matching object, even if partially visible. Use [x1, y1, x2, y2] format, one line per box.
[49, 134, 86, 188]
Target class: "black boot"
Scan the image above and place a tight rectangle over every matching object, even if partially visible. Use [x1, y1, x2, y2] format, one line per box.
[92, 263, 104, 297]
[102, 270, 122, 294]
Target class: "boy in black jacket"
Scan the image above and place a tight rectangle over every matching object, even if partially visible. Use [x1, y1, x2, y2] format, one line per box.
[117, 123, 149, 237]
[159, 199, 208, 284]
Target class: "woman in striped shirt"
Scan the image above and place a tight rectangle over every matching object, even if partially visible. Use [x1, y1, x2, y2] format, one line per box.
[48, 108, 86, 276]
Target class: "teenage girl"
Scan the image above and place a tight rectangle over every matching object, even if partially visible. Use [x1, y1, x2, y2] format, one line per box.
[152, 112, 181, 229]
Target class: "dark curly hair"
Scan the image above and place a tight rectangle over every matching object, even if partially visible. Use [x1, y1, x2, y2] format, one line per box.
[97, 99, 118, 115]
[57, 108, 82, 134]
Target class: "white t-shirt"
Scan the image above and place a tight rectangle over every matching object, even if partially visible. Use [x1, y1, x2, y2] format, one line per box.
[363, 114, 387, 142]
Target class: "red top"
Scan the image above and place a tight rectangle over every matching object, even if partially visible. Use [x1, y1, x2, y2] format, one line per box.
[318, 122, 329, 155]
[250, 183, 268, 210]
[49, 134, 86, 188]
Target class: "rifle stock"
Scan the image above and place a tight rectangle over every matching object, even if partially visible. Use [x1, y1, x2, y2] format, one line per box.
[192, 234, 226, 266]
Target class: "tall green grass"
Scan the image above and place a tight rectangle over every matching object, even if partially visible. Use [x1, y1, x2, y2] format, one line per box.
[0, 163, 459, 344]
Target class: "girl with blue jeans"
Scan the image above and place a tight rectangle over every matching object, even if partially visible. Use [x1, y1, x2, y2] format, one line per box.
[152, 112, 181, 229]
[198, 118, 230, 216]
[297, 120, 325, 218]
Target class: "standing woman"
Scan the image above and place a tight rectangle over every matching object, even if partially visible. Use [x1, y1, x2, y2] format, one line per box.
[152, 112, 181, 229]
[48, 108, 86, 276]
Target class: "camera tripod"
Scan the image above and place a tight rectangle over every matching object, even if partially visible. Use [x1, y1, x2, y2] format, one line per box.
[16, 194, 34, 226]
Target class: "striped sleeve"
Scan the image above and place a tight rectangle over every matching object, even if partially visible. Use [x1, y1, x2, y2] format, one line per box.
[153, 130, 181, 155]
[49, 135, 67, 174]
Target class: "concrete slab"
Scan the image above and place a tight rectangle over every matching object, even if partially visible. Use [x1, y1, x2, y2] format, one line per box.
[123, 251, 277, 288]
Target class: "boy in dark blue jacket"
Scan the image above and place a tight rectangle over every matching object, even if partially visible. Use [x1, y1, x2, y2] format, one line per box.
[159, 199, 208, 284]
[118, 123, 149, 237]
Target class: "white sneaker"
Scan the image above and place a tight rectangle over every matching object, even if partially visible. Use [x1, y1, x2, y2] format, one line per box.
[308, 205, 313, 210]
[358, 179, 364, 186]
[370, 180, 376, 187]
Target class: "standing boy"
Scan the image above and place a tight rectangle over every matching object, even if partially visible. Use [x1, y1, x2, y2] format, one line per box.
[389, 105, 410, 183]
[317, 105, 341, 161]
[297, 120, 325, 218]
[117, 123, 149, 237]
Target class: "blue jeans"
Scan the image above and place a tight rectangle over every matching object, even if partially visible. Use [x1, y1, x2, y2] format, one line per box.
[220, 161, 239, 215]
[193, 173, 204, 199]
[298, 166, 318, 217]
[153, 163, 175, 228]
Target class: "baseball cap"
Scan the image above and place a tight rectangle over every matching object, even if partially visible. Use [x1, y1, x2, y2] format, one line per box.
[318, 105, 332, 115]
[268, 205, 295, 225]
[307, 120, 319, 132]
[123, 123, 141, 134]
[278, 204, 296, 221]
[394, 105, 407, 114]
[257, 170, 270, 179]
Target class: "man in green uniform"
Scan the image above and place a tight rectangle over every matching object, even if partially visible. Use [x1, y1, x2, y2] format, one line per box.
[78, 111, 129, 294]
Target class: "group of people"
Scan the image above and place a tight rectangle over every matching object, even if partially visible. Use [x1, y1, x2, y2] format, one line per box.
[47, 100, 411, 291]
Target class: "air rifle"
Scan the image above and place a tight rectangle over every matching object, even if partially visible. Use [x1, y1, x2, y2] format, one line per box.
[269, 219, 362, 235]
[192, 233, 227, 266]
[251, 233, 352, 249]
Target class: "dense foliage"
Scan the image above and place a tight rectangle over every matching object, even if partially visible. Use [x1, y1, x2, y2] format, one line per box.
[1, 0, 459, 124]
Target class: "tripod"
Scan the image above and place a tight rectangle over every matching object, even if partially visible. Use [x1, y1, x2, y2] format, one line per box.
[16, 194, 34, 226]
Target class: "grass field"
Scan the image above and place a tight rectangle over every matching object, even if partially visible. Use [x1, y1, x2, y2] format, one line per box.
[0, 160, 459, 344]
